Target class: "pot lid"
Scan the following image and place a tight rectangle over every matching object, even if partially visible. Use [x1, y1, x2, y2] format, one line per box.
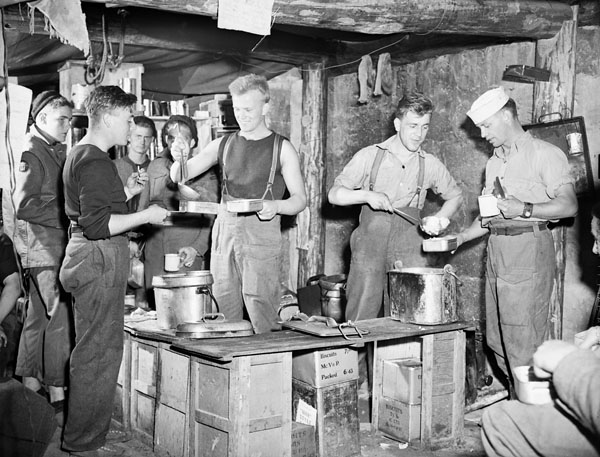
[152, 270, 213, 288]
[175, 314, 254, 338]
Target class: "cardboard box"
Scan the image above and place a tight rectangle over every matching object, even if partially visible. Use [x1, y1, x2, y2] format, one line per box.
[378, 397, 421, 443]
[382, 358, 422, 404]
[292, 379, 360, 457]
[292, 422, 317, 457]
[292, 347, 358, 388]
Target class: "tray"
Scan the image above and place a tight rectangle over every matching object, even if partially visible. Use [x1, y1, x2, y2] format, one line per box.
[179, 200, 219, 214]
[283, 317, 369, 340]
[226, 199, 264, 213]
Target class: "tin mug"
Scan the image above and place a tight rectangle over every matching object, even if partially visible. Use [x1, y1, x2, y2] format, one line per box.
[478, 194, 500, 218]
[566, 132, 583, 155]
[164, 253, 183, 272]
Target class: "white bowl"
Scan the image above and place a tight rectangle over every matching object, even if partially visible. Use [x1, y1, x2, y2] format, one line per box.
[513, 365, 554, 405]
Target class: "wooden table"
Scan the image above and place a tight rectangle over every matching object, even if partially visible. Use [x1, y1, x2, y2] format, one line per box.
[120, 318, 472, 456]
[173, 318, 472, 451]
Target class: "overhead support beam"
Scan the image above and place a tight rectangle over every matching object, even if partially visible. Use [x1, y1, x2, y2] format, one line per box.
[83, 0, 573, 39]
[3, 4, 332, 64]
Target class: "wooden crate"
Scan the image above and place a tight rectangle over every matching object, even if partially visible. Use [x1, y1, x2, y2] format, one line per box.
[154, 344, 191, 457]
[113, 331, 131, 430]
[130, 337, 159, 447]
[372, 331, 465, 449]
[291, 379, 360, 457]
[189, 352, 292, 457]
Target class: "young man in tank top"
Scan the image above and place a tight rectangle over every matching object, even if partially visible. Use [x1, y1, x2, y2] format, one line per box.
[170, 74, 306, 333]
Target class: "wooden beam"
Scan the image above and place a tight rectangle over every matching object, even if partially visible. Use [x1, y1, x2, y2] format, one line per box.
[2, 4, 332, 64]
[83, 0, 572, 38]
[533, 7, 578, 340]
[297, 61, 327, 286]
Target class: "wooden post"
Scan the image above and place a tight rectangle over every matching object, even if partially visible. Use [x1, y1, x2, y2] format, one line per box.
[297, 62, 327, 287]
[533, 7, 578, 339]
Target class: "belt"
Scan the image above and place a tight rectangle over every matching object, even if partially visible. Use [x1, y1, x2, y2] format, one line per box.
[488, 223, 548, 236]
[69, 222, 83, 235]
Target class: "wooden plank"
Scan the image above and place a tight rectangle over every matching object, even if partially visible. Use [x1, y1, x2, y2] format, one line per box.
[297, 61, 327, 286]
[173, 320, 473, 361]
[534, 7, 578, 340]
[83, 0, 572, 38]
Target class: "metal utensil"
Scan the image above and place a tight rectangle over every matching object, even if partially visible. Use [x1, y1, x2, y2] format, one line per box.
[493, 177, 506, 199]
[178, 183, 203, 200]
[393, 207, 421, 225]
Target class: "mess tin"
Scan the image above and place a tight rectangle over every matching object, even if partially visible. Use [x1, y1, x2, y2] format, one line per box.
[179, 200, 219, 214]
[226, 199, 264, 213]
[422, 235, 458, 252]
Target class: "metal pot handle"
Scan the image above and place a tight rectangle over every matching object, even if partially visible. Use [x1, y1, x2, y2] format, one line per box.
[196, 286, 221, 314]
[443, 264, 462, 285]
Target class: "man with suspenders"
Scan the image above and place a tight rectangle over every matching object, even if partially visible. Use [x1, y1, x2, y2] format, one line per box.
[329, 92, 462, 391]
[170, 74, 307, 334]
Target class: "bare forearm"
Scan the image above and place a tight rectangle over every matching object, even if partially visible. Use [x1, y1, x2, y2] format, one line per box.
[108, 209, 154, 236]
[274, 194, 307, 216]
[458, 217, 489, 245]
[0, 276, 20, 325]
[328, 185, 372, 207]
[435, 194, 463, 220]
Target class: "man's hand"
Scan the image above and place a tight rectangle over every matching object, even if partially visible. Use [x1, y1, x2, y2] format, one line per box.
[178, 247, 198, 268]
[496, 195, 524, 219]
[532, 340, 579, 379]
[257, 200, 279, 221]
[126, 168, 149, 196]
[366, 192, 394, 212]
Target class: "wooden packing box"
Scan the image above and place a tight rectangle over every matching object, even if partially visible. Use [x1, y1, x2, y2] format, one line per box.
[291, 422, 317, 457]
[154, 344, 191, 457]
[381, 358, 422, 405]
[377, 397, 421, 442]
[292, 379, 360, 457]
[189, 352, 292, 457]
[292, 347, 358, 388]
[130, 337, 159, 447]
[113, 331, 131, 430]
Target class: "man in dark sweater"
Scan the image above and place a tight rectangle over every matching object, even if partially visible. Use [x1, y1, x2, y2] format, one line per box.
[59, 86, 167, 457]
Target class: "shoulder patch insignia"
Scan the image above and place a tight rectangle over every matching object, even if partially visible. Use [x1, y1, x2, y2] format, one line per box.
[19, 161, 29, 172]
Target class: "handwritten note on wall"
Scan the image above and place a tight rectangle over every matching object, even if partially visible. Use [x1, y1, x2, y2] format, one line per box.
[218, 0, 275, 36]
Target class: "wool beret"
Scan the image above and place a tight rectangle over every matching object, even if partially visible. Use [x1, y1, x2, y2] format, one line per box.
[31, 90, 62, 120]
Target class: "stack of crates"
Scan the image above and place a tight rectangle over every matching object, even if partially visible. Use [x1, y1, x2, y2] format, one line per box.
[377, 358, 422, 442]
[291, 347, 360, 457]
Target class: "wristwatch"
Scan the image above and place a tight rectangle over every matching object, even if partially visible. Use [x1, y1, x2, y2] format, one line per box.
[522, 202, 533, 218]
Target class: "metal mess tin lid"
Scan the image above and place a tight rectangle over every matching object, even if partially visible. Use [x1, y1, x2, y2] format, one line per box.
[152, 270, 213, 288]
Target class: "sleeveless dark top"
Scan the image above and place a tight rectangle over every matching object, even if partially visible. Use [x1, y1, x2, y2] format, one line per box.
[217, 132, 286, 200]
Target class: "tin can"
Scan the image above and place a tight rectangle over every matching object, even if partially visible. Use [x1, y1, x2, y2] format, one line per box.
[566, 132, 583, 155]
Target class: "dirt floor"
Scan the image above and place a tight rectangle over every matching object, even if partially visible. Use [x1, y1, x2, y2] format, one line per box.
[43, 407, 493, 457]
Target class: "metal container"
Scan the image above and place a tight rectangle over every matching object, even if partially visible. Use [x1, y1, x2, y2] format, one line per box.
[422, 235, 458, 252]
[226, 199, 264, 213]
[388, 265, 459, 325]
[318, 274, 347, 322]
[152, 270, 217, 329]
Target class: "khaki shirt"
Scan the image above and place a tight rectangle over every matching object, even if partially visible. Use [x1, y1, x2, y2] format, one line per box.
[333, 135, 462, 208]
[484, 132, 572, 222]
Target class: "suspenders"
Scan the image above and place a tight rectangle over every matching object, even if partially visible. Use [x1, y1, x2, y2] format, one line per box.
[221, 132, 284, 200]
[368, 147, 425, 207]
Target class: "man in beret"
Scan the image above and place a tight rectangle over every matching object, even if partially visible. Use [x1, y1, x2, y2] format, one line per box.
[454, 87, 578, 395]
[2, 90, 73, 420]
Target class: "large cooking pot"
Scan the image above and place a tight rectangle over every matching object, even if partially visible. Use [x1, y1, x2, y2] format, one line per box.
[388, 264, 459, 325]
[152, 270, 218, 329]
[318, 274, 347, 322]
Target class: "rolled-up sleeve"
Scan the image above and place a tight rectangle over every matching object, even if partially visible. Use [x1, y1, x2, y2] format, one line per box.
[426, 156, 462, 201]
[536, 143, 572, 198]
[333, 146, 378, 191]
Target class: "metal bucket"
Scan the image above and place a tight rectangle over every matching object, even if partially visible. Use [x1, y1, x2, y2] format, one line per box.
[152, 270, 217, 329]
[388, 265, 459, 325]
[318, 274, 347, 322]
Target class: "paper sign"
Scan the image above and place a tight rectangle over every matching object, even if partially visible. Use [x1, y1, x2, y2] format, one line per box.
[0, 84, 32, 190]
[217, 0, 275, 36]
[296, 399, 317, 427]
